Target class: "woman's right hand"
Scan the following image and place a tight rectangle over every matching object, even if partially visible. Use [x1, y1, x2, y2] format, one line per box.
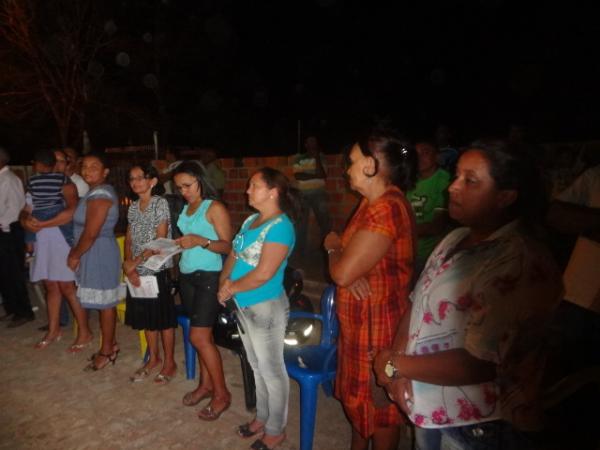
[126, 271, 141, 288]
[217, 279, 234, 305]
[324, 232, 342, 252]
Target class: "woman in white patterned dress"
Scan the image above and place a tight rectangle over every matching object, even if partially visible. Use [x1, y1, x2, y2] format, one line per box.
[123, 164, 178, 384]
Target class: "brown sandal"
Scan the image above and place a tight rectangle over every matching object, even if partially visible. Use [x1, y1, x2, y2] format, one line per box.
[197, 398, 231, 421]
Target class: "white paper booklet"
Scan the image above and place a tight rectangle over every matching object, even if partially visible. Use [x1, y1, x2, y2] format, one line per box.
[126, 276, 160, 298]
[141, 238, 182, 271]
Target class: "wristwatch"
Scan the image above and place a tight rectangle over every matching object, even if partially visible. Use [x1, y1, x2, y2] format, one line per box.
[202, 239, 211, 249]
[384, 351, 405, 379]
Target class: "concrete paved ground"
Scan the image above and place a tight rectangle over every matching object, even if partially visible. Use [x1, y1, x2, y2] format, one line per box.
[0, 311, 347, 450]
[0, 303, 412, 450]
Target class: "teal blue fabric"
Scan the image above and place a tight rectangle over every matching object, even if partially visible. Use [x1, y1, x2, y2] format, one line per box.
[231, 213, 295, 307]
[177, 199, 222, 274]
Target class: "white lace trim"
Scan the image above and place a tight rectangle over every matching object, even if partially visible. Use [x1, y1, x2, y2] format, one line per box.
[77, 286, 120, 306]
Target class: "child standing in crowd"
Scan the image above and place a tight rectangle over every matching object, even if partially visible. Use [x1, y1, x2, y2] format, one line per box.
[25, 149, 74, 255]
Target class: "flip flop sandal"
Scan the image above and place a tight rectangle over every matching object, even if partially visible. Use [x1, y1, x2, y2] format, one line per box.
[67, 340, 92, 354]
[34, 333, 63, 350]
[197, 399, 231, 421]
[182, 389, 213, 407]
[153, 373, 174, 385]
[238, 423, 264, 439]
[130, 367, 151, 383]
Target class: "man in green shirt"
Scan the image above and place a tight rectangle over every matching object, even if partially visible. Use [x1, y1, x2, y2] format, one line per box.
[407, 141, 451, 275]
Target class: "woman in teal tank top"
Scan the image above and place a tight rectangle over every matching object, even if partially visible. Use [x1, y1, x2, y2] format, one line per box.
[172, 161, 233, 420]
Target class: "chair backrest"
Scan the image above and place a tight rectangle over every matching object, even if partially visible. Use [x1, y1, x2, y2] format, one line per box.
[319, 285, 338, 347]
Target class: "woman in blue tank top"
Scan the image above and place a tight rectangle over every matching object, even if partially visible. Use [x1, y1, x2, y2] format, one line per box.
[172, 161, 233, 421]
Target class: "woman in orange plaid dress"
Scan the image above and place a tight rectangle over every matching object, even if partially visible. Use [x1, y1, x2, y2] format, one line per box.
[324, 130, 417, 450]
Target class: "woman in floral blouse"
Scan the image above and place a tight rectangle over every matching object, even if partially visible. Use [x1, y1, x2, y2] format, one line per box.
[123, 164, 177, 384]
[374, 140, 563, 449]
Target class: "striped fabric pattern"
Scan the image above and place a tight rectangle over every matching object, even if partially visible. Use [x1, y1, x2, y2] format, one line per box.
[26, 172, 69, 210]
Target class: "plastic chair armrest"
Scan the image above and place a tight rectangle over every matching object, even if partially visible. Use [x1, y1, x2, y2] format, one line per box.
[289, 312, 323, 322]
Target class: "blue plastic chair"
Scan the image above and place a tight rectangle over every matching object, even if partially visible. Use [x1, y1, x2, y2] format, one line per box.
[284, 285, 338, 450]
[175, 304, 197, 380]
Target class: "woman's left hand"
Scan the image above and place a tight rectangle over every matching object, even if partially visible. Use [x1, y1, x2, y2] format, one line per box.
[347, 276, 371, 300]
[122, 258, 138, 275]
[24, 216, 42, 233]
[175, 234, 198, 249]
[373, 348, 395, 387]
[67, 254, 80, 272]
[217, 279, 234, 305]
[386, 377, 413, 415]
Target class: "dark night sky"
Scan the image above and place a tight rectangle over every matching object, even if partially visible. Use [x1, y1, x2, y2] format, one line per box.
[2, 0, 599, 161]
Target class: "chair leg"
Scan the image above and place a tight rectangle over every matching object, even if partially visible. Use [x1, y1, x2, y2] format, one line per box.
[139, 330, 147, 359]
[179, 319, 196, 380]
[298, 379, 319, 450]
[238, 350, 256, 411]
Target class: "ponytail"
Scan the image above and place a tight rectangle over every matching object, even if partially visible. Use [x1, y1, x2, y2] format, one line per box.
[256, 167, 302, 222]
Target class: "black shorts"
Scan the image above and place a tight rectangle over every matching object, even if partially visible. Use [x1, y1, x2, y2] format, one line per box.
[178, 270, 220, 327]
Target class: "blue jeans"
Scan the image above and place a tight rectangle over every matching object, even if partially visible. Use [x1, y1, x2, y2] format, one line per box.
[296, 189, 330, 255]
[25, 205, 73, 246]
[415, 421, 536, 450]
[237, 294, 290, 435]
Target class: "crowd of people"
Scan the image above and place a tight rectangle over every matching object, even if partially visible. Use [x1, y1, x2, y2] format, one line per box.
[0, 125, 598, 450]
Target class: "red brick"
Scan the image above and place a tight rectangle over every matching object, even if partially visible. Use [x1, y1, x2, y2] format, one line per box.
[221, 158, 234, 168]
[243, 157, 257, 167]
[325, 179, 337, 191]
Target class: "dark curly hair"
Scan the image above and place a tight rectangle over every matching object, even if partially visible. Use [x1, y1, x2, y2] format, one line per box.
[356, 128, 418, 192]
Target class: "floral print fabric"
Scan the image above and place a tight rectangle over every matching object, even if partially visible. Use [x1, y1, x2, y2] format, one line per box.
[406, 220, 562, 431]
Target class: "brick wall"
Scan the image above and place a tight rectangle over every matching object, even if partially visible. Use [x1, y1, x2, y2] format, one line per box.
[220, 154, 359, 233]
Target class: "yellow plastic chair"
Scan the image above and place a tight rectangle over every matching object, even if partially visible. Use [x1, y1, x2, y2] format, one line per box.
[116, 234, 147, 357]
